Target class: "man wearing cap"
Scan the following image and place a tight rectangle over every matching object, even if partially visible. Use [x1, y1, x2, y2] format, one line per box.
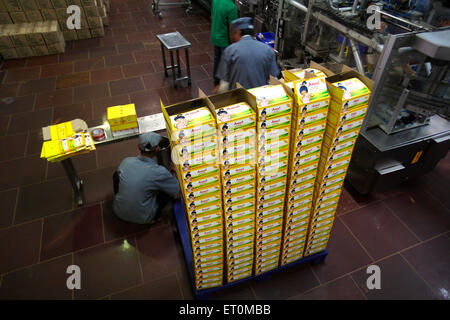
[210, 0, 238, 87]
[112, 132, 180, 225]
[215, 17, 280, 93]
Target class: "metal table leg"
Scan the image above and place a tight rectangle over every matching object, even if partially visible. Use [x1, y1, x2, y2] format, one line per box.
[161, 43, 168, 77]
[185, 48, 191, 86]
[170, 50, 177, 88]
[176, 49, 182, 77]
[61, 158, 84, 207]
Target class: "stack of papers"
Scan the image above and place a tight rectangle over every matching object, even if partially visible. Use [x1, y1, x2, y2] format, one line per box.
[40, 120, 96, 162]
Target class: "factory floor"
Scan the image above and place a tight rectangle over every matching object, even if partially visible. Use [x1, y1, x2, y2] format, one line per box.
[0, 0, 449, 300]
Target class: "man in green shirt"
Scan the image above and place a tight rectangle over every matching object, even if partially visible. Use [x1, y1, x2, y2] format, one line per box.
[210, 0, 238, 86]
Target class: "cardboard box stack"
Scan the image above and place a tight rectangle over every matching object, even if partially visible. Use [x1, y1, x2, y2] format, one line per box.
[247, 84, 293, 275]
[162, 99, 224, 291]
[106, 104, 139, 138]
[303, 71, 372, 257]
[215, 99, 257, 283]
[40, 119, 96, 162]
[0, 21, 65, 58]
[280, 68, 331, 265]
[0, 0, 109, 51]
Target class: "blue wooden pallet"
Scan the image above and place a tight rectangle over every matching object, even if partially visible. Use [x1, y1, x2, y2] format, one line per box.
[174, 199, 328, 300]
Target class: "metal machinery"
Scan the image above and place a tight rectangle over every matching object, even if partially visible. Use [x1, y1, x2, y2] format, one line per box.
[194, 0, 449, 194]
[247, 0, 450, 194]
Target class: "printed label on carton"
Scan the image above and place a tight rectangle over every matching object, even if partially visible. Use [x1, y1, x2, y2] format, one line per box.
[331, 78, 370, 104]
[258, 128, 290, 144]
[223, 173, 255, 190]
[226, 217, 254, 231]
[291, 172, 316, 187]
[220, 129, 255, 147]
[325, 129, 359, 147]
[258, 177, 287, 192]
[222, 152, 255, 167]
[217, 102, 255, 125]
[297, 99, 329, 115]
[224, 182, 255, 197]
[185, 184, 221, 202]
[293, 153, 320, 169]
[259, 168, 287, 182]
[288, 189, 313, 204]
[180, 152, 217, 171]
[259, 188, 285, 202]
[187, 194, 222, 213]
[169, 107, 214, 131]
[229, 236, 254, 248]
[297, 121, 326, 139]
[294, 77, 329, 105]
[228, 229, 254, 242]
[259, 115, 291, 131]
[297, 110, 328, 128]
[310, 217, 334, 230]
[183, 165, 220, 184]
[293, 142, 322, 159]
[256, 233, 282, 247]
[258, 138, 289, 155]
[222, 164, 254, 179]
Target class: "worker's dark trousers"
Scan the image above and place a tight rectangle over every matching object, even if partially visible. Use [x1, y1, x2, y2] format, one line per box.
[113, 171, 173, 222]
[213, 45, 226, 86]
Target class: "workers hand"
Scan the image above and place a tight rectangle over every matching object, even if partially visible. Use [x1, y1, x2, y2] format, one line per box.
[213, 85, 220, 94]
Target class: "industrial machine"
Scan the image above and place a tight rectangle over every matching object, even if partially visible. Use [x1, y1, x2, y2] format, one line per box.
[195, 0, 450, 194]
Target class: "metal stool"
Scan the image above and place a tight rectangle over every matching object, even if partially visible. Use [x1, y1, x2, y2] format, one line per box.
[151, 0, 192, 18]
[156, 32, 192, 88]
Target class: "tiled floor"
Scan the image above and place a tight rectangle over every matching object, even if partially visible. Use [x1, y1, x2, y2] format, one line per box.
[0, 0, 449, 300]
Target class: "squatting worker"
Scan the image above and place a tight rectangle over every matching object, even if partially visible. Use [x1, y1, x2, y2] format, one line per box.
[210, 0, 238, 87]
[215, 17, 280, 93]
[112, 132, 180, 225]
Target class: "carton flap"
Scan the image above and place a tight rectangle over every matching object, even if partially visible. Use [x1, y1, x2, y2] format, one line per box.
[71, 119, 88, 132]
[198, 88, 207, 98]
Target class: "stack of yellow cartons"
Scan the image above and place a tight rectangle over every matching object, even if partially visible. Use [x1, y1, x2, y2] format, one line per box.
[107, 104, 139, 138]
[303, 72, 372, 257]
[284, 68, 326, 83]
[164, 105, 224, 290]
[247, 84, 293, 275]
[280, 69, 331, 265]
[40, 119, 95, 162]
[216, 102, 257, 283]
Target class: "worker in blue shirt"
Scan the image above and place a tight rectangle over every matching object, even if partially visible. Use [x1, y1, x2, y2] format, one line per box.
[112, 132, 181, 225]
[215, 17, 280, 93]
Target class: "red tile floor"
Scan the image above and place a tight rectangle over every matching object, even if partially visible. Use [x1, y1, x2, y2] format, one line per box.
[0, 0, 449, 300]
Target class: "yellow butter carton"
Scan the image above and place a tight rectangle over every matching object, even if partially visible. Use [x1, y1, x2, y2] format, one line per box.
[290, 171, 317, 189]
[285, 68, 326, 82]
[309, 216, 335, 232]
[226, 221, 254, 237]
[258, 176, 287, 192]
[282, 251, 304, 265]
[286, 207, 311, 223]
[316, 174, 346, 196]
[282, 242, 305, 256]
[179, 152, 218, 173]
[288, 180, 315, 197]
[181, 163, 220, 183]
[225, 215, 254, 232]
[258, 149, 289, 167]
[284, 235, 306, 249]
[228, 270, 252, 282]
[216, 102, 256, 132]
[227, 235, 254, 249]
[258, 114, 291, 132]
[293, 131, 324, 150]
[192, 231, 223, 248]
[256, 211, 284, 227]
[222, 152, 256, 168]
[255, 259, 278, 274]
[107, 104, 137, 126]
[292, 152, 320, 171]
[256, 204, 284, 221]
[285, 222, 309, 238]
[227, 227, 254, 243]
[294, 119, 327, 141]
[227, 242, 254, 257]
[256, 232, 282, 248]
[256, 218, 283, 235]
[292, 142, 322, 163]
[195, 268, 223, 281]
[222, 164, 255, 179]
[327, 104, 368, 127]
[258, 161, 288, 178]
[313, 189, 341, 206]
[258, 127, 290, 145]
[196, 280, 222, 290]
[228, 248, 254, 263]
[167, 106, 216, 142]
[304, 245, 327, 257]
[313, 195, 340, 215]
[175, 135, 217, 161]
[195, 256, 223, 270]
[256, 226, 282, 241]
[194, 264, 223, 277]
[320, 141, 356, 164]
[325, 117, 365, 139]
[256, 237, 281, 253]
[228, 261, 253, 275]
[224, 189, 255, 207]
[230, 254, 254, 267]
[318, 155, 351, 178]
[183, 183, 221, 204]
[221, 141, 255, 160]
[192, 222, 223, 239]
[190, 213, 223, 230]
[220, 128, 256, 148]
[224, 182, 255, 199]
[248, 84, 293, 121]
[287, 196, 313, 212]
[192, 239, 223, 255]
[183, 173, 220, 194]
[258, 137, 290, 156]
[257, 194, 285, 211]
[295, 109, 329, 129]
[314, 178, 344, 198]
[290, 163, 316, 180]
[322, 128, 360, 150]
[327, 76, 371, 112]
[258, 186, 285, 203]
[284, 230, 308, 243]
[287, 188, 313, 205]
[193, 245, 223, 259]
[293, 77, 330, 113]
[256, 251, 280, 265]
[223, 172, 255, 190]
[224, 200, 254, 217]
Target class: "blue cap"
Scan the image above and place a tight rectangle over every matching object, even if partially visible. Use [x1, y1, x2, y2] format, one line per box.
[139, 132, 162, 152]
[231, 17, 254, 32]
